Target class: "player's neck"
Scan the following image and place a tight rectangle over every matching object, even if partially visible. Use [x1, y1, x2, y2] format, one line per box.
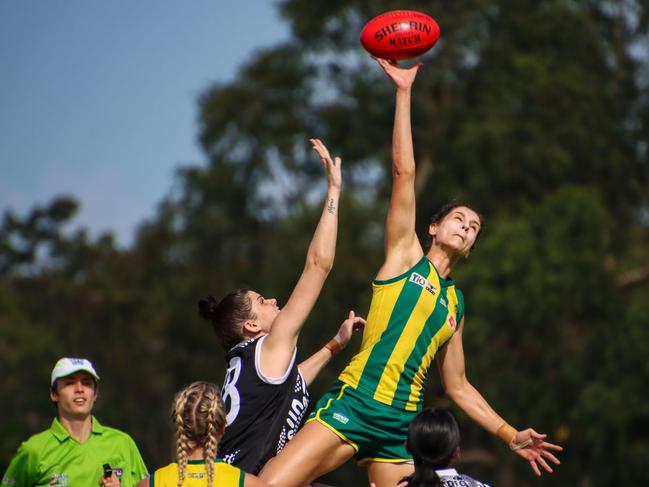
[59, 413, 93, 443]
[187, 447, 205, 461]
[426, 247, 459, 279]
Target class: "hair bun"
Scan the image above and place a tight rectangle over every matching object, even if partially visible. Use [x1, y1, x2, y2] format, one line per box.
[197, 295, 218, 321]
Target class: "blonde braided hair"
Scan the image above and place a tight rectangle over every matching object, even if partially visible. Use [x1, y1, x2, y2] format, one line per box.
[172, 382, 226, 487]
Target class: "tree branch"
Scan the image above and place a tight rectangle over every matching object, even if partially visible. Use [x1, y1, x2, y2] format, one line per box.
[615, 263, 649, 289]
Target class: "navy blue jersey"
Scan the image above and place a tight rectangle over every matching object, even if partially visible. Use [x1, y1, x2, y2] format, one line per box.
[218, 336, 310, 474]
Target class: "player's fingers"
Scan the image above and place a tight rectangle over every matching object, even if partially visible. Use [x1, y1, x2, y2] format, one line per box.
[541, 450, 561, 465]
[312, 147, 332, 168]
[309, 139, 323, 156]
[333, 156, 341, 167]
[375, 57, 391, 69]
[529, 429, 546, 440]
[541, 441, 563, 451]
[537, 455, 553, 473]
[353, 317, 366, 330]
[310, 138, 328, 156]
[530, 459, 542, 477]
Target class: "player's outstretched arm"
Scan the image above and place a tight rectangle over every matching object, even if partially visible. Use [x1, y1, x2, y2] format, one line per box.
[261, 139, 342, 376]
[298, 310, 366, 385]
[374, 58, 425, 280]
[437, 318, 562, 476]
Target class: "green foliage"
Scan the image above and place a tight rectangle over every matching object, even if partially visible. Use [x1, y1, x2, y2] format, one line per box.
[2, 1, 648, 485]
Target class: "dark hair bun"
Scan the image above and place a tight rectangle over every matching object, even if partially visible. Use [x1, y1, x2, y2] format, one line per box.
[197, 295, 218, 321]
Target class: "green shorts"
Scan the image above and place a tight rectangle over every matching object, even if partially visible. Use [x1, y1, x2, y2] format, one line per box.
[307, 381, 416, 465]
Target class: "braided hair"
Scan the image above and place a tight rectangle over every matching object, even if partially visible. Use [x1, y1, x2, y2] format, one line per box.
[400, 408, 461, 487]
[172, 382, 227, 487]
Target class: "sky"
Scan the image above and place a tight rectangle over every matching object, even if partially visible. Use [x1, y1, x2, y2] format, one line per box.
[0, 1, 289, 247]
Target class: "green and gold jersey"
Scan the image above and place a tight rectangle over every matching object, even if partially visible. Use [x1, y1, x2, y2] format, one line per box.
[150, 460, 244, 487]
[338, 256, 464, 411]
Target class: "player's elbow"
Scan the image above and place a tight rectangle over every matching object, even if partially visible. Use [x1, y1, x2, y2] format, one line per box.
[444, 380, 470, 405]
[392, 165, 415, 180]
[306, 253, 334, 275]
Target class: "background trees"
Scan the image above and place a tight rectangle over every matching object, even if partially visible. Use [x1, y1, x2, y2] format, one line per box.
[2, 1, 647, 485]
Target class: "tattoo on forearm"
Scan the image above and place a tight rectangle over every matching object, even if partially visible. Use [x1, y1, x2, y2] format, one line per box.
[327, 198, 336, 214]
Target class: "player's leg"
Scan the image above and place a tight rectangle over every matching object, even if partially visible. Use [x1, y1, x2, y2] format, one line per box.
[367, 461, 414, 487]
[260, 420, 355, 487]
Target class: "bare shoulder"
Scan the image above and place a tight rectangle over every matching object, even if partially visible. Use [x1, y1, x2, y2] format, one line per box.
[376, 241, 424, 281]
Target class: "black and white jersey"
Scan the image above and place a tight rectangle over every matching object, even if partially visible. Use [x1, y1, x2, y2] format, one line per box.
[217, 336, 310, 474]
[436, 468, 491, 487]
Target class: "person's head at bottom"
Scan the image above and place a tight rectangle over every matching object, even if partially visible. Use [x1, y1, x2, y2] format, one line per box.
[173, 381, 227, 487]
[402, 408, 461, 487]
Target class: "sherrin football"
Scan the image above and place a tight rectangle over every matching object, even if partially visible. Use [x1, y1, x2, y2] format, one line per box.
[360, 10, 440, 60]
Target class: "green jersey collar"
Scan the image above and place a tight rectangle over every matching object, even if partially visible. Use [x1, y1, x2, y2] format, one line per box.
[50, 416, 105, 442]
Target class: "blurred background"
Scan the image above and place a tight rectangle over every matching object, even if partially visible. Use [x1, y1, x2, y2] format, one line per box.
[1, 1, 648, 486]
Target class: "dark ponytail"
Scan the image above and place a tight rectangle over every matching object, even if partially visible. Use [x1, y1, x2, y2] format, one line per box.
[198, 289, 254, 351]
[400, 408, 461, 487]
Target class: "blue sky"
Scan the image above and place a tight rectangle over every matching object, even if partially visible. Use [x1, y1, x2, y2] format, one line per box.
[0, 1, 288, 246]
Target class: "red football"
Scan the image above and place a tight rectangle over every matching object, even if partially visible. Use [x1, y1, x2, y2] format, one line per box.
[360, 10, 440, 60]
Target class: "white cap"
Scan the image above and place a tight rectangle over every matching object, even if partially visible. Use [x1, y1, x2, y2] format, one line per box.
[50, 357, 100, 386]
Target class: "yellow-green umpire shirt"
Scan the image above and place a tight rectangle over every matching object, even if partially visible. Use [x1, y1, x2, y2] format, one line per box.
[1, 416, 148, 487]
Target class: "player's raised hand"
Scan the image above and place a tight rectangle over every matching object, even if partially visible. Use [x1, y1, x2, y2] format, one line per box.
[375, 57, 422, 91]
[310, 138, 341, 191]
[334, 310, 366, 349]
[511, 428, 563, 476]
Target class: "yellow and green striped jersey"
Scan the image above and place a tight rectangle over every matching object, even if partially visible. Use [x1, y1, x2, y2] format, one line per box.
[338, 256, 464, 411]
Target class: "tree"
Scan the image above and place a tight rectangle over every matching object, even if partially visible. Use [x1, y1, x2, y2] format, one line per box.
[2, 1, 647, 485]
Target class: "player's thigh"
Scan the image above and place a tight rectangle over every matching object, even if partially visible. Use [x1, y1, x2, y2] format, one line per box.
[367, 461, 414, 487]
[260, 420, 355, 487]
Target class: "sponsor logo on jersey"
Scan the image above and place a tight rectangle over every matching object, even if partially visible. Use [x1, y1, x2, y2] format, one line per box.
[286, 396, 309, 434]
[333, 413, 349, 424]
[278, 373, 311, 453]
[409, 273, 437, 295]
[223, 451, 239, 464]
[47, 474, 68, 486]
[449, 315, 456, 331]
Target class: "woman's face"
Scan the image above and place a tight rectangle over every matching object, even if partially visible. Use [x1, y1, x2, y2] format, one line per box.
[429, 206, 481, 257]
[247, 291, 280, 334]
